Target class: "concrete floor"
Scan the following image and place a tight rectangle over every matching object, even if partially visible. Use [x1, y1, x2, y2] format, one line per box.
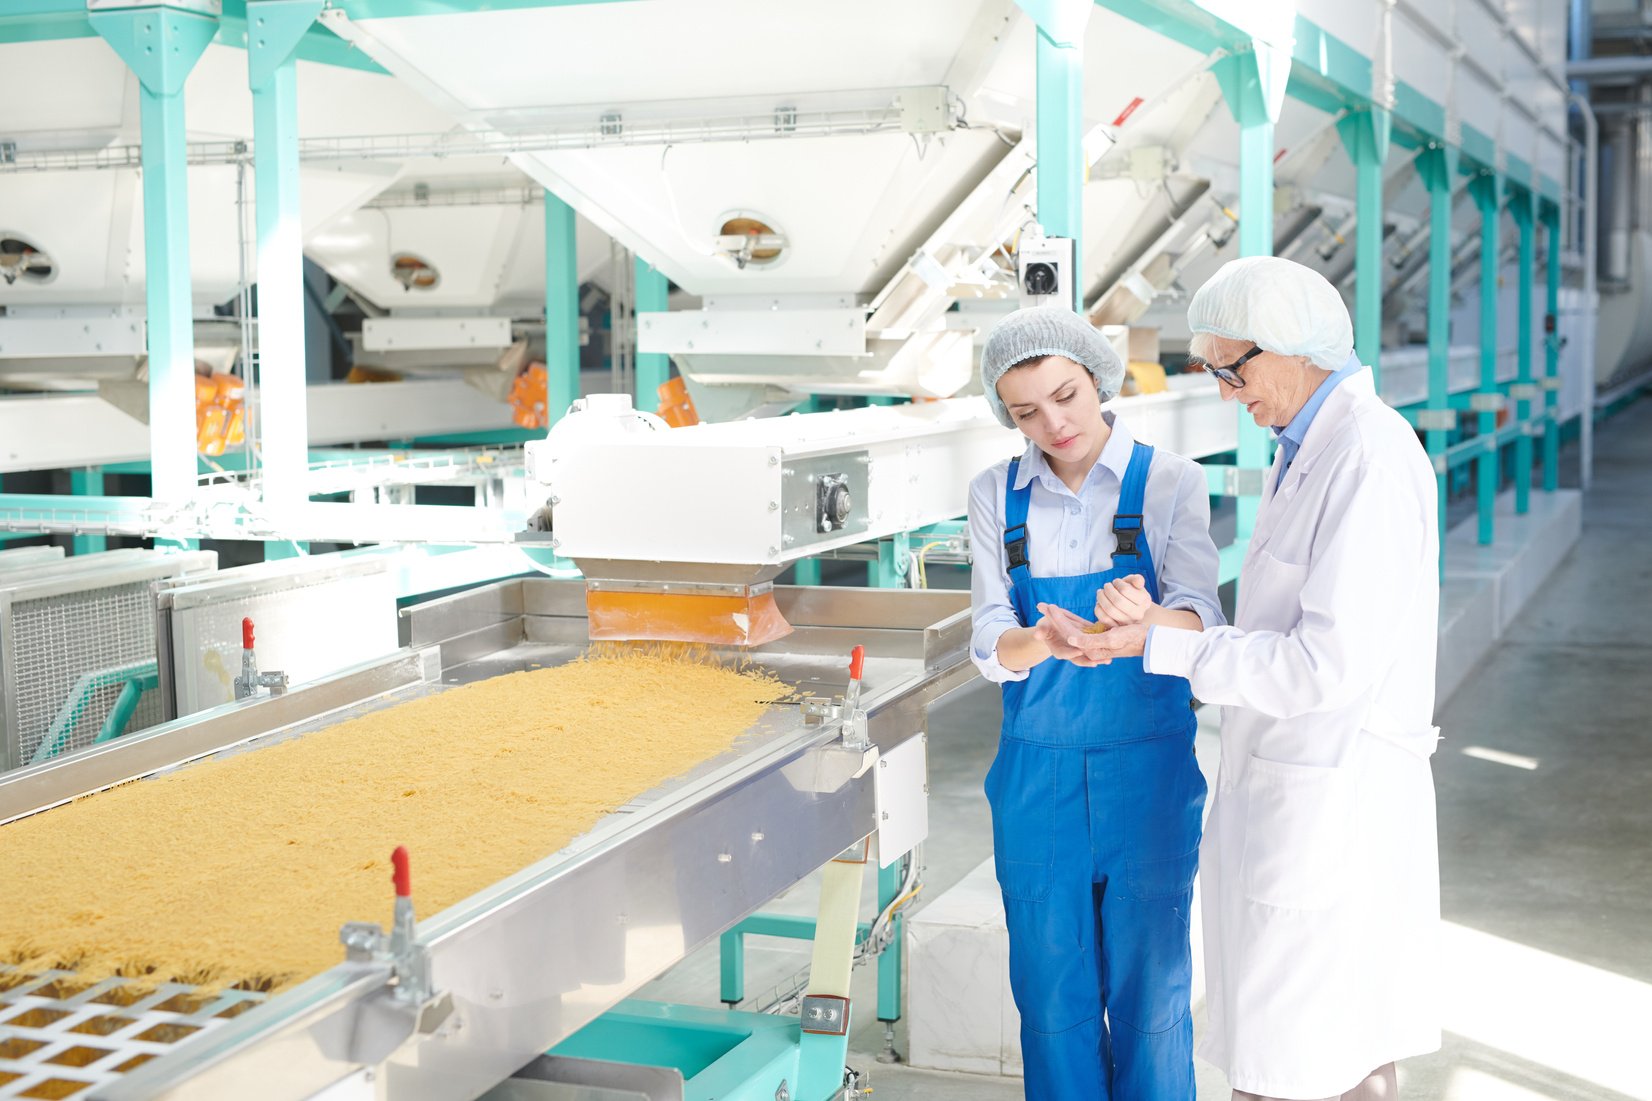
[638, 396, 1652, 1100]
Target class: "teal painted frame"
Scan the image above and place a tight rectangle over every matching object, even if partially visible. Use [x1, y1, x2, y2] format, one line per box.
[545, 192, 581, 425]
[89, 3, 219, 506]
[1541, 199, 1563, 492]
[1509, 182, 1537, 515]
[250, 0, 326, 511]
[1, 1, 385, 71]
[633, 259, 670, 414]
[1467, 170, 1503, 547]
[1416, 144, 1457, 579]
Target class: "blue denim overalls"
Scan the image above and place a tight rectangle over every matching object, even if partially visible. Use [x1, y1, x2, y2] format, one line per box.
[988, 441, 1206, 1099]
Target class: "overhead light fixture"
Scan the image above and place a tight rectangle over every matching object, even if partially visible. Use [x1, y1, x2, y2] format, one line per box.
[713, 214, 787, 270]
[0, 234, 55, 285]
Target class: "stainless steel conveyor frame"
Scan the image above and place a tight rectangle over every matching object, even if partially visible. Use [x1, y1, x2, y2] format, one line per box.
[0, 580, 976, 1101]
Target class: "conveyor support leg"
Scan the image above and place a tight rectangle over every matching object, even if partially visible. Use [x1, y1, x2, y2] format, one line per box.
[797, 844, 868, 1099]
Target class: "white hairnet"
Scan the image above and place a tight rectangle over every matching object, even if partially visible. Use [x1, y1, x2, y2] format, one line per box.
[1186, 256, 1354, 371]
[979, 306, 1125, 428]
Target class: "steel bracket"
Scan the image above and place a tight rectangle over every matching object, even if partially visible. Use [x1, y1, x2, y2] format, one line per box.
[800, 994, 851, 1036]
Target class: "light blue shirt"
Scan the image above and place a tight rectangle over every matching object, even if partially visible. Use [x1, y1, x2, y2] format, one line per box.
[968, 412, 1224, 684]
[1274, 353, 1364, 488]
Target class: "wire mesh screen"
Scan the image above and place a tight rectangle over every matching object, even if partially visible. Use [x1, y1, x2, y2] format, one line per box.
[7, 581, 161, 765]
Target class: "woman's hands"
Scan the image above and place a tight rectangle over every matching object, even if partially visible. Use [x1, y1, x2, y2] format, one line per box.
[1094, 573, 1153, 627]
[1034, 603, 1107, 667]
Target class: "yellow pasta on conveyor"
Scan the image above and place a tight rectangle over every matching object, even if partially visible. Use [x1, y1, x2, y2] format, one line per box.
[0, 647, 788, 994]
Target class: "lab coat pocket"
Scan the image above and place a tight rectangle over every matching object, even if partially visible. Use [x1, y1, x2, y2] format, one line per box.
[1240, 755, 1354, 911]
[984, 740, 1055, 902]
[1235, 550, 1310, 635]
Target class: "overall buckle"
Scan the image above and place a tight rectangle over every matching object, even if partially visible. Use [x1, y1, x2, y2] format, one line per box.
[1112, 515, 1143, 558]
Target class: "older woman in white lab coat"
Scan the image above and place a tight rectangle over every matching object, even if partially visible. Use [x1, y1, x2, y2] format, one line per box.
[1063, 256, 1443, 1101]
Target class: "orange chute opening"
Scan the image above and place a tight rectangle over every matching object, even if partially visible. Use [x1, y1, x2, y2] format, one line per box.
[585, 588, 792, 648]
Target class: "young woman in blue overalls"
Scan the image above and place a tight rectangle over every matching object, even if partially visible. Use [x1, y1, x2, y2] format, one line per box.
[966, 306, 1221, 1099]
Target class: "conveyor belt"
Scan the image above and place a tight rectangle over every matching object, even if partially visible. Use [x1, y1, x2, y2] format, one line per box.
[0, 971, 267, 1100]
[0, 581, 973, 1101]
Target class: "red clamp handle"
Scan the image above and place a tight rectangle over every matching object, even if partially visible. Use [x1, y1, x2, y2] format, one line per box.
[242, 617, 255, 650]
[392, 846, 411, 898]
[849, 644, 865, 682]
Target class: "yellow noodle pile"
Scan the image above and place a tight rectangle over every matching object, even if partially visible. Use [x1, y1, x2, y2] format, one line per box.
[0, 646, 788, 993]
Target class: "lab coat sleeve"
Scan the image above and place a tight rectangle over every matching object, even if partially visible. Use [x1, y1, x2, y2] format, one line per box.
[968, 468, 1030, 685]
[1156, 461, 1226, 628]
[1144, 461, 1425, 718]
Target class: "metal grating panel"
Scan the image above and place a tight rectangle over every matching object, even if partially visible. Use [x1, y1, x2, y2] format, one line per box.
[8, 582, 158, 765]
[0, 967, 266, 1100]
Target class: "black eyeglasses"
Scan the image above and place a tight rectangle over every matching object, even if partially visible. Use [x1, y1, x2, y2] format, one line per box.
[1190, 344, 1264, 389]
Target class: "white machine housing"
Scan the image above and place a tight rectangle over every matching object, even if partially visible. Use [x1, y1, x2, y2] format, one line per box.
[528, 397, 1020, 571]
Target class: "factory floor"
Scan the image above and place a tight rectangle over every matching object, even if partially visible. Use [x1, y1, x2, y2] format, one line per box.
[639, 396, 1652, 1101]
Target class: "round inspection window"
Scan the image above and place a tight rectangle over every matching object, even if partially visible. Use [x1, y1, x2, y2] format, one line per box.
[390, 252, 440, 291]
[713, 215, 787, 270]
[0, 234, 56, 285]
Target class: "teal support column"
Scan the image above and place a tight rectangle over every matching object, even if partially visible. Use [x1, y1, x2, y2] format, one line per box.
[246, 0, 321, 510]
[1024, 0, 1089, 262]
[545, 192, 580, 425]
[869, 533, 909, 589]
[248, 0, 322, 511]
[1416, 145, 1457, 579]
[89, 4, 219, 506]
[634, 259, 670, 414]
[1467, 171, 1503, 546]
[1337, 108, 1393, 385]
[1214, 42, 1290, 547]
[1542, 201, 1562, 492]
[876, 856, 904, 1024]
[792, 558, 822, 586]
[1510, 186, 1536, 515]
[70, 467, 108, 555]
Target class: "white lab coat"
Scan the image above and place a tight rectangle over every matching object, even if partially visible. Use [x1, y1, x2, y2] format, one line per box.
[1147, 367, 1442, 1098]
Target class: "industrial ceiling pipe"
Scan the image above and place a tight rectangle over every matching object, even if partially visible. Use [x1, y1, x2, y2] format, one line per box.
[1566, 56, 1652, 82]
[1572, 90, 1600, 487]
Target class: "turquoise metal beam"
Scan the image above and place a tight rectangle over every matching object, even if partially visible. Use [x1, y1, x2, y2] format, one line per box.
[877, 857, 904, 1024]
[633, 258, 670, 414]
[1289, 15, 1374, 112]
[218, 1, 386, 74]
[1213, 42, 1289, 548]
[0, 0, 89, 43]
[89, 3, 219, 506]
[1416, 145, 1457, 579]
[2, 1, 384, 72]
[1542, 200, 1562, 492]
[1338, 107, 1393, 385]
[249, 0, 324, 511]
[69, 467, 108, 555]
[1022, 0, 1089, 260]
[1392, 82, 1447, 146]
[1467, 170, 1502, 547]
[545, 191, 580, 425]
[329, 0, 632, 17]
[869, 533, 910, 588]
[1509, 184, 1536, 515]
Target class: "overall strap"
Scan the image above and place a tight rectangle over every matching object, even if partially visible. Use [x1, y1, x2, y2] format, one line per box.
[1112, 442, 1154, 569]
[1002, 460, 1036, 624]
